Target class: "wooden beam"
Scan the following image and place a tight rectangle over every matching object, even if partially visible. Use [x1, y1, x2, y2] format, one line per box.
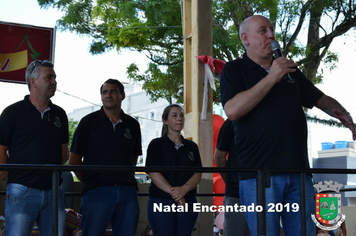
[182, 1, 213, 235]
[183, 0, 213, 176]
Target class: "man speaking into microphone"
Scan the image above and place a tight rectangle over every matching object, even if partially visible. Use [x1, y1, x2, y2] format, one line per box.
[271, 40, 294, 83]
[220, 15, 355, 236]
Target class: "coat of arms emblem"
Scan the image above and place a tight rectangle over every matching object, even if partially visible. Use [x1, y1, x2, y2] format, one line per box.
[311, 180, 346, 231]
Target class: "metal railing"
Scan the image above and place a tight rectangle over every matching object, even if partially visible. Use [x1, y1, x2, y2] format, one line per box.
[0, 164, 355, 236]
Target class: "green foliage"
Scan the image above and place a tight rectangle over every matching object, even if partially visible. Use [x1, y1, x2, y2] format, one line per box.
[37, 0, 356, 104]
[68, 118, 78, 150]
[126, 62, 183, 104]
[62, 118, 78, 165]
[323, 51, 339, 72]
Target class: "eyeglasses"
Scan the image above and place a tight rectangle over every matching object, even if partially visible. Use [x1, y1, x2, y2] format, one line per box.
[28, 60, 43, 77]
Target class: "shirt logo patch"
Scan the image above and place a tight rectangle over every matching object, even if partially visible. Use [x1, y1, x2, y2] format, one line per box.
[124, 129, 132, 139]
[188, 151, 195, 161]
[54, 116, 62, 128]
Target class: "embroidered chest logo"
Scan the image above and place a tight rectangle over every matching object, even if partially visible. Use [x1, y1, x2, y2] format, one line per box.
[188, 151, 195, 161]
[54, 116, 62, 128]
[124, 129, 132, 139]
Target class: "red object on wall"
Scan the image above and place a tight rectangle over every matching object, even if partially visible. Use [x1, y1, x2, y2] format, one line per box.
[195, 55, 226, 75]
[0, 21, 55, 84]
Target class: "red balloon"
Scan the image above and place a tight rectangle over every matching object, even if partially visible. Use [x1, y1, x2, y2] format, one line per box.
[213, 196, 224, 207]
[213, 176, 225, 193]
[213, 114, 225, 132]
[213, 115, 225, 179]
[213, 128, 220, 143]
[213, 176, 225, 207]
[212, 136, 217, 178]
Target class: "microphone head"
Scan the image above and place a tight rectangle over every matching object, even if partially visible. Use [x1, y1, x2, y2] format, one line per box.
[271, 40, 281, 51]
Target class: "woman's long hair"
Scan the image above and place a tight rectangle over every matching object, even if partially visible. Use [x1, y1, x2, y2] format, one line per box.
[161, 104, 184, 137]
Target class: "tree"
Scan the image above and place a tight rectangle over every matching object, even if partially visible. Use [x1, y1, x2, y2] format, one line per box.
[68, 118, 78, 149]
[37, 0, 356, 104]
[63, 118, 78, 165]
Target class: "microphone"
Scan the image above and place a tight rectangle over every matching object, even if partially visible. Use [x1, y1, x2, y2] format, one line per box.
[271, 40, 294, 83]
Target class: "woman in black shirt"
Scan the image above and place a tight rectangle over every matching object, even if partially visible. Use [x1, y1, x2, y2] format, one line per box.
[145, 104, 202, 236]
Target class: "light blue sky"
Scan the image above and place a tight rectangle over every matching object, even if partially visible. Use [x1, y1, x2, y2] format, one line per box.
[1, 0, 356, 159]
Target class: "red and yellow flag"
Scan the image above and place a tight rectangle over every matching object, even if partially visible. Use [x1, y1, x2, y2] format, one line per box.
[0, 21, 55, 84]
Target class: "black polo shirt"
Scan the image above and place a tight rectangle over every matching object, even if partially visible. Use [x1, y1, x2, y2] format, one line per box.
[216, 119, 239, 198]
[70, 107, 142, 194]
[0, 95, 69, 189]
[220, 53, 324, 179]
[145, 134, 202, 199]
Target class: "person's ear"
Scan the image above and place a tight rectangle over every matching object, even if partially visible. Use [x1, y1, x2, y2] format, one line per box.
[120, 92, 125, 100]
[30, 78, 36, 89]
[240, 32, 249, 46]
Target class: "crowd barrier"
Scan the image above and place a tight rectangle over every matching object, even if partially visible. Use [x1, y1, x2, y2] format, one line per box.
[0, 164, 355, 236]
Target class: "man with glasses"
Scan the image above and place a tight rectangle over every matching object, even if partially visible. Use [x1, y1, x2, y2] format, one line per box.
[0, 60, 69, 235]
